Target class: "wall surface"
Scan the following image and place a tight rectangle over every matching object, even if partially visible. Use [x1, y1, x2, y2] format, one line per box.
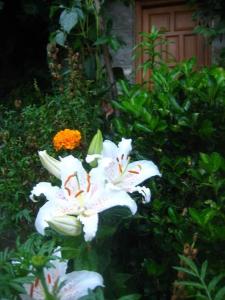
[106, 2, 135, 80]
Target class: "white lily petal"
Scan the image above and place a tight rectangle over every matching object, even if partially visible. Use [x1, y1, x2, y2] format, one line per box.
[43, 252, 68, 291]
[117, 138, 132, 158]
[38, 150, 61, 179]
[30, 182, 62, 202]
[86, 154, 102, 164]
[50, 248, 68, 279]
[102, 140, 118, 159]
[119, 160, 161, 191]
[60, 156, 87, 198]
[35, 199, 78, 235]
[78, 214, 99, 242]
[60, 270, 104, 300]
[130, 186, 151, 203]
[89, 188, 137, 216]
[22, 280, 43, 300]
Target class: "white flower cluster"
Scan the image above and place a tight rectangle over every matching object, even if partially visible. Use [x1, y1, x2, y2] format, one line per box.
[23, 136, 161, 300]
[31, 138, 161, 242]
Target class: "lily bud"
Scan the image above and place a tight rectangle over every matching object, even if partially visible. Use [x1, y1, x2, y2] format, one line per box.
[87, 130, 103, 167]
[38, 150, 61, 179]
[47, 215, 82, 236]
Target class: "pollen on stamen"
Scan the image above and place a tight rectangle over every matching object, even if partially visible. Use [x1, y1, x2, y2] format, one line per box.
[118, 163, 123, 174]
[47, 273, 52, 284]
[128, 170, 140, 174]
[75, 190, 84, 197]
[121, 154, 124, 160]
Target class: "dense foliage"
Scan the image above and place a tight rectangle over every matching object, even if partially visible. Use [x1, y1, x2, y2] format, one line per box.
[111, 58, 225, 298]
[1, 1, 225, 300]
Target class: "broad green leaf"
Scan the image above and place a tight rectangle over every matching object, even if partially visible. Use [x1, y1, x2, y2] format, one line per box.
[60, 8, 81, 33]
[55, 30, 67, 46]
[189, 208, 203, 226]
[211, 152, 222, 172]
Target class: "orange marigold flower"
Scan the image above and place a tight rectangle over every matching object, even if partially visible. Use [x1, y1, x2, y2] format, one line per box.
[53, 129, 81, 151]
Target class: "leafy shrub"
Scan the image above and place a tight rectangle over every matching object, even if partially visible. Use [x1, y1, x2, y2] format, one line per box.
[111, 61, 225, 298]
[0, 91, 101, 249]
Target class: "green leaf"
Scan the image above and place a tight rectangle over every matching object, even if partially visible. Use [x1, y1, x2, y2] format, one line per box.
[117, 294, 142, 300]
[189, 208, 204, 226]
[55, 30, 67, 46]
[168, 207, 178, 224]
[173, 266, 198, 278]
[215, 286, 225, 300]
[178, 255, 199, 274]
[200, 261, 208, 281]
[144, 259, 165, 276]
[134, 122, 152, 133]
[211, 152, 222, 172]
[60, 8, 81, 33]
[177, 280, 204, 289]
[208, 274, 225, 293]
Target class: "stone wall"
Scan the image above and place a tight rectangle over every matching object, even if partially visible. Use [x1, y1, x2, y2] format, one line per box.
[106, 2, 135, 80]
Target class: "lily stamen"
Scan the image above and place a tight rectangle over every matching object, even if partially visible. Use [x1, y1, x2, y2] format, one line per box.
[87, 174, 91, 192]
[128, 170, 140, 174]
[75, 190, 84, 198]
[47, 273, 52, 284]
[118, 163, 123, 174]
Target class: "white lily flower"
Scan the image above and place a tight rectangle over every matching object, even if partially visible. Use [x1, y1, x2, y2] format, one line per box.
[86, 138, 161, 203]
[38, 151, 61, 179]
[21, 249, 104, 300]
[30, 155, 137, 241]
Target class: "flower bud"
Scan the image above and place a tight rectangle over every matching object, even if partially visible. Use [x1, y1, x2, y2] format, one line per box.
[87, 130, 103, 167]
[47, 216, 82, 236]
[31, 255, 47, 268]
[38, 150, 61, 179]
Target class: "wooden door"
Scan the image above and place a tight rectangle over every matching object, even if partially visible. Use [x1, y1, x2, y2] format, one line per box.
[135, 0, 210, 82]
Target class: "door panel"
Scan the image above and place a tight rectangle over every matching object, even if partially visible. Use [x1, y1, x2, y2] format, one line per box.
[136, 1, 210, 82]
